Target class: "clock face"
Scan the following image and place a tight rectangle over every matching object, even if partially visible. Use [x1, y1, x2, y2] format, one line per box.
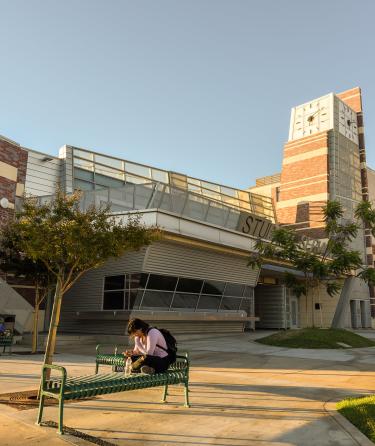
[290, 96, 332, 140]
[338, 100, 358, 144]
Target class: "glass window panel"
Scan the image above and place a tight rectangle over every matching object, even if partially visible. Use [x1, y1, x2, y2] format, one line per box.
[188, 178, 201, 186]
[177, 278, 203, 293]
[74, 158, 94, 172]
[95, 154, 123, 169]
[94, 184, 107, 191]
[201, 181, 220, 192]
[125, 173, 149, 184]
[125, 162, 151, 178]
[74, 179, 94, 191]
[224, 283, 245, 297]
[202, 189, 221, 201]
[221, 187, 237, 198]
[104, 275, 125, 290]
[238, 191, 250, 203]
[172, 293, 199, 309]
[171, 180, 188, 190]
[95, 165, 124, 180]
[103, 291, 125, 310]
[243, 286, 253, 298]
[147, 274, 178, 291]
[197, 295, 221, 310]
[128, 273, 148, 289]
[202, 280, 225, 295]
[95, 173, 124, 188]
[222, 195, 240, 207]
[151, 169, 168, 183]
[126, 290, 140, 310]
[188, 183, 202, 194]
[141, 290, 173, 309]
[132, 289, 144, 309]
[74, 149, 93, 160]
[240, 298, 251, 314]
[140, 273, 149, 288]
[220, 297, 241, 311]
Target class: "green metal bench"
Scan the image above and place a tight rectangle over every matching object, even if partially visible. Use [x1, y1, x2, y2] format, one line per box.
[0, 332, 13, 354]
[95, 344, 125, 373]
[36, 352, 190, 435]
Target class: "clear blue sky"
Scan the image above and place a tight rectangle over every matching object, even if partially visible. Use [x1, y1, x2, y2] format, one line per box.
[1, 0, 375, 189]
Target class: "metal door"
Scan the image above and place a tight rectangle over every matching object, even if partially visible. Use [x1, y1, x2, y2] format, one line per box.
[290, 296, 299, 328]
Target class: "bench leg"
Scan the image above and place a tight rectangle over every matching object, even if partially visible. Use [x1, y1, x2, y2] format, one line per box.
[184, 381, 190, 408]
[57, 397, 64, 435]
[95, 362, 99, 374]
[161, 384, 168, 403]
[36, 394, 45, 426]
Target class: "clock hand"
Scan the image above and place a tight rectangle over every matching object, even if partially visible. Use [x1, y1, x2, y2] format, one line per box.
[307, 108, 322, 123]
[311, 106, 325, 117]
[307, 107, 325, 122]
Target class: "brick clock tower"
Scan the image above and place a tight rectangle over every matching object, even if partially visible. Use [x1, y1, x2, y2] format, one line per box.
[277, 87, 374, 317]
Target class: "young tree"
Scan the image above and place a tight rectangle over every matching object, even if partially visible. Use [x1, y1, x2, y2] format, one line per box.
[249, 200, 375, 327]
[0, 223, 55, 353]
[11, 191, 160, 366]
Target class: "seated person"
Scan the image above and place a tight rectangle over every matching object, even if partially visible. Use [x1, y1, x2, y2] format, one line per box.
[0, 318, 6, 335]
[124, 318, 170, 375]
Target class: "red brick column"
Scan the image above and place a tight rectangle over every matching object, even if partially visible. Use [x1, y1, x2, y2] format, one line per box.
[276, 131, 329, 239]
[0, 136, 28, 226]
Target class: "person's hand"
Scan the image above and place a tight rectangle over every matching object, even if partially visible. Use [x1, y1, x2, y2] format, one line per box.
[123, 350, 133, 357]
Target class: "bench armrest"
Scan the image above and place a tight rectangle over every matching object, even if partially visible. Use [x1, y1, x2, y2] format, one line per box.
[41, 364, 67, 392]
[173, 352, 190, 372]
[96, 344, 119, 356]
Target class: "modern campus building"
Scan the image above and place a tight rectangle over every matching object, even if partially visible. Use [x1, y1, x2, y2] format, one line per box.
[0, 87, 373, 337]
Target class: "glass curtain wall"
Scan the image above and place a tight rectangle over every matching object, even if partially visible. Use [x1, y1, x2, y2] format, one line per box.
[102, 273, 254, 316]
[72, 147, 274, 220]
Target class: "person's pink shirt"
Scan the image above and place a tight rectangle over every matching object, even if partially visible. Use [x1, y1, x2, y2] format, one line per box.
[133, 328, 168, 358]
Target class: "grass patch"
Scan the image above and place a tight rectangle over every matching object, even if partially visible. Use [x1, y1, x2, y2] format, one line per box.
[256, 328, 375, 349]
[337, 395, 375, 443]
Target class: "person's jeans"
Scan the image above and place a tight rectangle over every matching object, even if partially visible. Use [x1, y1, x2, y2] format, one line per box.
[130, 354, 170, 373]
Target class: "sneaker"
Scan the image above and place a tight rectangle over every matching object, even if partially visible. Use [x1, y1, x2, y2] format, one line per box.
[141, 365, 155, 375]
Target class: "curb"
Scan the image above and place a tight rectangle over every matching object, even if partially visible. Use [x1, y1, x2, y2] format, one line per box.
[324, 400, 375, 446]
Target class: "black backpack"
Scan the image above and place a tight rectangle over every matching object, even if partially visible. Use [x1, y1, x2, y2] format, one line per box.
[152, 327, 178, 363]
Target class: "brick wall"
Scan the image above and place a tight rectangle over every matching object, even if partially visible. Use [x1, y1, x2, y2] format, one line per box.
[0, 137, 28, 225]
[276, 132, 329, 237]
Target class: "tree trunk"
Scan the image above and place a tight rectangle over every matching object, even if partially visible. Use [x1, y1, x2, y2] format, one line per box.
[43, 280, 63, 371]
[305, 278, 309, 327]
[32, 299, 40, 354]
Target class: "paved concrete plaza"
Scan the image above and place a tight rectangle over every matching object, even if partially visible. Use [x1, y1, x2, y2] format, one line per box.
[0, 332, 374, 446]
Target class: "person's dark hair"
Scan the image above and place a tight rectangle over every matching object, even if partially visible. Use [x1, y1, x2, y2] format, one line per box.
[127, 318, 150, 336]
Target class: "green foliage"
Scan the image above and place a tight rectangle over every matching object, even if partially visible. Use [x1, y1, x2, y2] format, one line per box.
[13, 191, 161, 292]
[6, 190, 161, 364]
[323, 200, 344, 222]
[355, 201, 375, 237]
[355, 201, 375, 224]
[337, 395, 375, 443]
[0, 222, 53, 291]
[358, 268, 375, 287]
[249, 200, 375, 308]
[283, 272, 307, 297]
[325, 281, 342, 297]
[256, 328, 375, 349]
